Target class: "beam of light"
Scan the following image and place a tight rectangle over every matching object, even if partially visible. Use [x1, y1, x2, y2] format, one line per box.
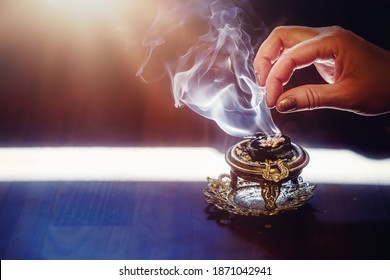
[0, 147, 389, 185]
[301, 149, 390, 186]
[0, 147, 227, 182]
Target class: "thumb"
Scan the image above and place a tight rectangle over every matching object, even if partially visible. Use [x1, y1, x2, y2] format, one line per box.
[275, 84, 340, 113]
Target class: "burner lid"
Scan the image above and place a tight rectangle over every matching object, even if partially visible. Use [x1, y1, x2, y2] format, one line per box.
[225, 137, 309, 182]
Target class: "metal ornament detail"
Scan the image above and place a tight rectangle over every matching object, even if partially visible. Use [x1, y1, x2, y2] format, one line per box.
[204, 174, 316, 216]
[261, 159, 289, 182]
[261, 182, 279, 210]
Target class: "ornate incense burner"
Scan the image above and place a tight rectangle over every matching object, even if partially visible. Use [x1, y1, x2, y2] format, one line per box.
[204, 133, 315, 216]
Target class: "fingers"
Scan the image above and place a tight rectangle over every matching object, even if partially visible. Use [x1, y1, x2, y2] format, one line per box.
[254, 26, 320, 87]
[265, 40, 335, 108]
[266, 38, 338, 108]
[254, 25, 390, 115]
[254, 26, 342, 110]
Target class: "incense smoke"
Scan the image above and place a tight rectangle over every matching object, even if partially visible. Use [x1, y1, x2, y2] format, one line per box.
[137, 0, 280, 137]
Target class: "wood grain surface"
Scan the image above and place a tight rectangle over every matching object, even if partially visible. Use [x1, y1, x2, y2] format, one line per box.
[1, 181, 390, 259]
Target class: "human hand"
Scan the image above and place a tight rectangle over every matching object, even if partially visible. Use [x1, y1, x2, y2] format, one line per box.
[253, 25, 390, 115]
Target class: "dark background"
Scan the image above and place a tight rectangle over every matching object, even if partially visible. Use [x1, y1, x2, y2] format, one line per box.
[0, 0, 389, 157]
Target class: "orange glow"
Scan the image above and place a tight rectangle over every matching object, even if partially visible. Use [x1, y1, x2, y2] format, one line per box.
[0, 1, 215, 146]
[44, 0, 149, 31]
[0, 0, 200, 91]
[0, 1, 156, 76]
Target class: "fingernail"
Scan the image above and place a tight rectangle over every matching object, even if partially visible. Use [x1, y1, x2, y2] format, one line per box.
[277, 96, 297, 112]
[255, 72, 261, 85]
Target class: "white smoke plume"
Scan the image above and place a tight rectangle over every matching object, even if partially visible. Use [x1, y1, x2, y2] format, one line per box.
[137, 0, 280, 137]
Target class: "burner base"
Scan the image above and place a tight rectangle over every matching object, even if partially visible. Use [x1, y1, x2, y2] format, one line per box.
[204, 174, 315, 216]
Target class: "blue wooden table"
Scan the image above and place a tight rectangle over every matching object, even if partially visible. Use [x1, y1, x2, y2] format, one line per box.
[1, 180, 390, 260]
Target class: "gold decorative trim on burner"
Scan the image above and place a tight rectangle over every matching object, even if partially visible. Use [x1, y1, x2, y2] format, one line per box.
[262, 159, 289, 182]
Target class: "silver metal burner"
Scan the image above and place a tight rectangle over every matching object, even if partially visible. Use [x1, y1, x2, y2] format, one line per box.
[204, 136, 316, 216]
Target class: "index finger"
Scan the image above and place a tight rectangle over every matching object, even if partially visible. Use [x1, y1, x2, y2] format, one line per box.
[265, 31, 338, 107]
[254, 26, 321, 87]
